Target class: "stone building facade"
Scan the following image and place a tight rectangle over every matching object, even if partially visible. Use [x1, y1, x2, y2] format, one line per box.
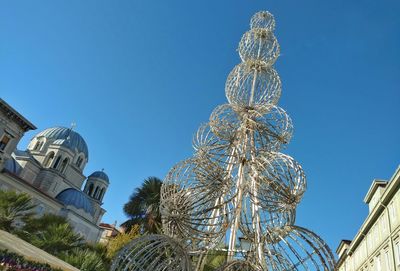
[336, 166, 400, 270]
[0, 98, 110, 242]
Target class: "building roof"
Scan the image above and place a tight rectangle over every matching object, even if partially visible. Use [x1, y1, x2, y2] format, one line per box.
[56, 188, 94, 215]
[363, 179, 388, 203]
[34, 127, 89, 159]
[89, 171, 109, 183]
[0, 99, 37, 132]
[3, 157, 21, 175]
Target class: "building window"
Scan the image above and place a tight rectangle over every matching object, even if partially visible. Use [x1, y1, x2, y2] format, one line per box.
[88, 183, 94, 196]
[376, 255, 381, 271]
[59, 158, 69, 173]
[53, 156, 62, 169]
[93, 186, 99, 199]
[76, 156, 84, 168]
[0, 135, 11, 151]
[44, 152, 55, 168]
[395, 242, 400, 267]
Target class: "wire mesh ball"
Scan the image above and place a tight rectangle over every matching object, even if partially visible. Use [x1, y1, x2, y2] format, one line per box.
[249, 105, 293, 152]
[216, 260, 262, 271]
[193, 123, 239, 166]
[250, 152, 306, 213]
[239, 192, 296, 243]
[264, 226, 335, 271]
[111, 234, 192, 271]
[250, 11, 275, 31]
[238, 29, 280, 64]
[160, 157, 234, 252]
[225, 61, 281, 107]
[209, 104, 243, 141]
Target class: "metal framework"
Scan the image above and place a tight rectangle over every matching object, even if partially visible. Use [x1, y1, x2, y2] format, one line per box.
[112, 11, 336, 271]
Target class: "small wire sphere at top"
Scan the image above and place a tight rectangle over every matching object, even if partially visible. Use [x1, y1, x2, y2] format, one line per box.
[238, 29, 280, 65]
[250, 11, 276, 31]
[111, 234, 192, 271]
[225, 61, 281, 108]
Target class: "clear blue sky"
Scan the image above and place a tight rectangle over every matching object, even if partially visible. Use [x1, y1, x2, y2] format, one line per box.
[1, 0, 399, 252]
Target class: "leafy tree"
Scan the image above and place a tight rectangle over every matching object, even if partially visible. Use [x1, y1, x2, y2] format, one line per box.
[122, 177, 162, 233]
[29, 223, 83, 255]
[106, 225, 140, 259]
[0, 190, 36, 232]
[61, 248, 107, 271]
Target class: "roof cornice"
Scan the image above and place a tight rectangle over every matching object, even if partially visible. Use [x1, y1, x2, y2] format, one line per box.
[0, 99, 36, 131]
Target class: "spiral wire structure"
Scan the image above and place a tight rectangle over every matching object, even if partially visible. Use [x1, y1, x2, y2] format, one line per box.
[112, 10, 335, 271]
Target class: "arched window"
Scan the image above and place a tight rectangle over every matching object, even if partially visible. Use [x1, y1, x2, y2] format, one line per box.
[33, 141, 41, 150]
[88, 183, 94, 196]
[53, 156, 62, 169]
[76, 156, 84, 168]
[59, 158, 69, 173]
[44, 152, 55, 168]
[99, 188, 105, 201]
[93, 186, 99, 199]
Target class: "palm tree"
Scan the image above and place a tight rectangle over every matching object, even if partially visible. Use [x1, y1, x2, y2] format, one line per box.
[29, 223, 84, 255]
[0, 190, 36, 232]
[122, 177, 162, 234]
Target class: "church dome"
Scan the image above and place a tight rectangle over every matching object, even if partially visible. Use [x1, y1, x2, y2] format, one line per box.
[89, 171, 109, 183]
[33, 127, 89, 159]
[56, 188, 94, 215]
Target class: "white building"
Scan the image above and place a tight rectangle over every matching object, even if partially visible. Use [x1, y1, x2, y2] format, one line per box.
[0, 98, 110, 242]
[336, 166, 400, 271]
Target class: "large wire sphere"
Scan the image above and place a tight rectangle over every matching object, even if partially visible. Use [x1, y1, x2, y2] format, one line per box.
[250, 152, 306, 212]
[160, 158, 234, 251]
[250, 11, 276, 31]
[238, 29, 280, 65]
[250, 105, 293, 152]
[264, 226, 335, 271]
[239, 193, 296, 242]
[209, 104, 293, 153]
[216, 260, 262, 271]
[225, 61, 281, 107]
[111, 234, 192, 271]
[193, 123, 239, 166]
[209, 104, 242, 141]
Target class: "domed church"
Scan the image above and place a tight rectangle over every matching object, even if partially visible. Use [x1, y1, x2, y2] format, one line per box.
[0, 99, 110, 242]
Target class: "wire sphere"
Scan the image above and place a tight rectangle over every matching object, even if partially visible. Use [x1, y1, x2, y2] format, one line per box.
[249, 105, 293, 152]
[160, 158, 234, 251]
[111, 234, 192, 271]
[239, 194, 296, 243]
[209, 104, 242, 141]
[251, 152, 306, 212]
[225, 62, 281, 107]
[193, 123, 239, 166]
[250, 11, 275, 31]
[238, 30, 280, 65]
[264, 226, 336, 271]
[216, 260, 262, 271]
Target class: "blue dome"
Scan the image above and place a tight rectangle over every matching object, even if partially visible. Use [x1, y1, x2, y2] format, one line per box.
[89, 171, 109, 183]
[56, 188, 94, 215]
[34, 127, 89, 159]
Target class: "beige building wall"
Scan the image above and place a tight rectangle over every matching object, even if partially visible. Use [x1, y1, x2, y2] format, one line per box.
[336, 167, 400, 271]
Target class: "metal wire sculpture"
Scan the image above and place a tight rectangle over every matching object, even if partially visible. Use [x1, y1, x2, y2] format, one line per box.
[112, 10, 336, 271]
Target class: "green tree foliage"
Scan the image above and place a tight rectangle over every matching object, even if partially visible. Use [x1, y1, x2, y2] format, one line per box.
[16, 213, 68, 240]
[0, 190, 35, 232]
[29, 223, 83, 255]
[122, 177, 162, 233]
[106, 225, 140, 259]
[61, 248, 107, 271]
